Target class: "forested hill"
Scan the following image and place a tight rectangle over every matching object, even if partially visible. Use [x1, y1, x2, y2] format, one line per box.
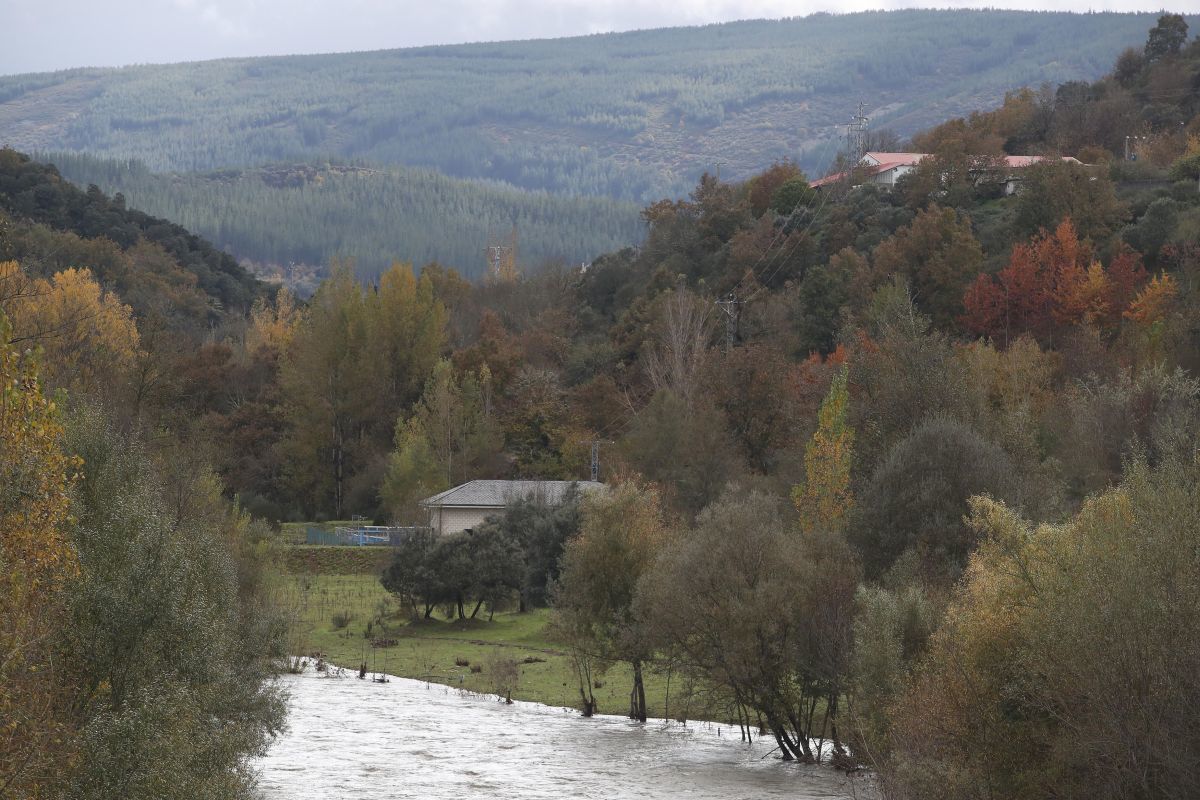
[5, 17, 1200, 795]
[0, 10, 1173, 200]
[43, 153, 645, 289]
[0, 148, 263, 316]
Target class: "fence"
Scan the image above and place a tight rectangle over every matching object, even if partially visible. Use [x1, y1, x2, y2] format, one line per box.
[305, 525, 431, 547]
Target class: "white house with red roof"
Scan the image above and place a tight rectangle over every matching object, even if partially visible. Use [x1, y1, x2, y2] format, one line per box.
[810, 152, 1082, 194]
[810, 152, 928, 190]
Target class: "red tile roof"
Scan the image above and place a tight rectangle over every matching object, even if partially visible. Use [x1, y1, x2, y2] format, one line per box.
[810, 153, 1081, 189]
[863, 152, 927, 166]
[810, 160, 911, 188]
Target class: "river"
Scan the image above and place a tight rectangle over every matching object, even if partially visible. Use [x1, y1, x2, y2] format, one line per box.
[256, 666, 874, 799]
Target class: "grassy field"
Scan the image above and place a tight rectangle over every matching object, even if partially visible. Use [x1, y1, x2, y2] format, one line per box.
[273, 571, 729, 721]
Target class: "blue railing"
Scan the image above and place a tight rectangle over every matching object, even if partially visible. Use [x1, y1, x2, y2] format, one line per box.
[304, 526, 430, 546]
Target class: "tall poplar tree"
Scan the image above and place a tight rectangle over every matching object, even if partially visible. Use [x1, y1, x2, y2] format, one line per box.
[381, 360, 503, 522]
[279, 261, 446, 517]
[792, 365, 854, 534]
[279, 262, 369, 517]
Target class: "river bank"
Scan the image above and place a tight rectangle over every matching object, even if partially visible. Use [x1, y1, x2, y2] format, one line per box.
[277, 572, 719, 719]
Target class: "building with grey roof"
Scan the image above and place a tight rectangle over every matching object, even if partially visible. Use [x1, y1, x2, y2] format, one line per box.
[419, 479, 603, 536]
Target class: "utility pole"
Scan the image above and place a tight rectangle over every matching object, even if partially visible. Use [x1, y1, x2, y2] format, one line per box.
[716, 292, 740, 352]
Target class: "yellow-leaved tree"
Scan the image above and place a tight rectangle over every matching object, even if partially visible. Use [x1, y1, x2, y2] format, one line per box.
[279, 261, 445, 517]
[0, 262, 141, 400]
[1124, 272, 1180, 362]
[246, 286, 299, 356]
[792, 364, 854, 533]
[1125, 271, 1178, 327]
[0, 311, 81, 797]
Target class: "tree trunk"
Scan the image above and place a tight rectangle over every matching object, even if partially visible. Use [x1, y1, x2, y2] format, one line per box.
[663, 668, 671, 724]
[629, 660, 647, 722]
[737, 703, 752, 743]
[826, 693, 849, 764]
[331, 409, 345, 519]
[470, 597, 484, 619]
[775, 733, 793, 761]
[456, 594, 465, 620]
[768, 713, 807, 762]
[574, 650, 597, 717]
[787, 707, 816, 762]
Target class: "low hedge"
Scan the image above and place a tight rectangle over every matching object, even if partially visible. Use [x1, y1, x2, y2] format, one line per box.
[281, 545, 393, 575]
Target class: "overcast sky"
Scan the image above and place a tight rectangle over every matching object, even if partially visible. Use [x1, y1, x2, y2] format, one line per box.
[4, 0, 1198, 75]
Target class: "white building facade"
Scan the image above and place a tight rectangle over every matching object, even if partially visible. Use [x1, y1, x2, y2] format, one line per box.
[420, 479, 604, 536]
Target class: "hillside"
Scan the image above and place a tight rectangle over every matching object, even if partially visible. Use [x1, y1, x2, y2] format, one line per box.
[43, 153, 645, 285]
[0, 11, 1175, 201]
[0, 147, 262, 315]
[6, 16, 1200, 797]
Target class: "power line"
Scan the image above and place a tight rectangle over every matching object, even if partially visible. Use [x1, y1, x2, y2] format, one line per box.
[728, 125, 845, 300]
[750, 100, 873, 295]
[583, 107, 858, 442]
[589, 385, 655, 442]
[737, 127, 848, 304]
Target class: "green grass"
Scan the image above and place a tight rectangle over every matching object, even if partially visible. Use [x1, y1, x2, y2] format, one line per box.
[274, 572, 729, 721]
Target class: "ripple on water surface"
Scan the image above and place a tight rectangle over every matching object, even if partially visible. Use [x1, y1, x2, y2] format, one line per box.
[256, 668, 871, 800]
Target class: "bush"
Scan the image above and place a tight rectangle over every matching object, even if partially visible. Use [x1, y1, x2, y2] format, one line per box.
[487, 656, 521, 703]
[888, 458, 1200, 799]
[853, 415, 1019, 579]
[1169, 151, 1200, 181]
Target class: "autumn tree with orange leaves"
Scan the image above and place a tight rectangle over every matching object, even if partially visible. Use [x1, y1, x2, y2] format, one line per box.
[961, 219, 1149, 345]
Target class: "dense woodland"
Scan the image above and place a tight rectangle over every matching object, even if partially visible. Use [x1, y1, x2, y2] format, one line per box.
[0, 150, 262, 313]
[0, 11, 1170, 198]
[4, 14, 1200, 799]
[44, 154, 644, 285]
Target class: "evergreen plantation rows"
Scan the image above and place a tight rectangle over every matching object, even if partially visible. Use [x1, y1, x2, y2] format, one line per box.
[43, 154, 645, 285]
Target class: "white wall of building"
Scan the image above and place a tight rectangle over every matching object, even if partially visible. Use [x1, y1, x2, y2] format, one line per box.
[429, 506, 503, 536]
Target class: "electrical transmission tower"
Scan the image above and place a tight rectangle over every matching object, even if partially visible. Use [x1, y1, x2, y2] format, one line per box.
[579, 439, 612, 482]
[716, 293, 740, 352]
[485, 224, 520, 283]
[845, 100, 869, 162]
